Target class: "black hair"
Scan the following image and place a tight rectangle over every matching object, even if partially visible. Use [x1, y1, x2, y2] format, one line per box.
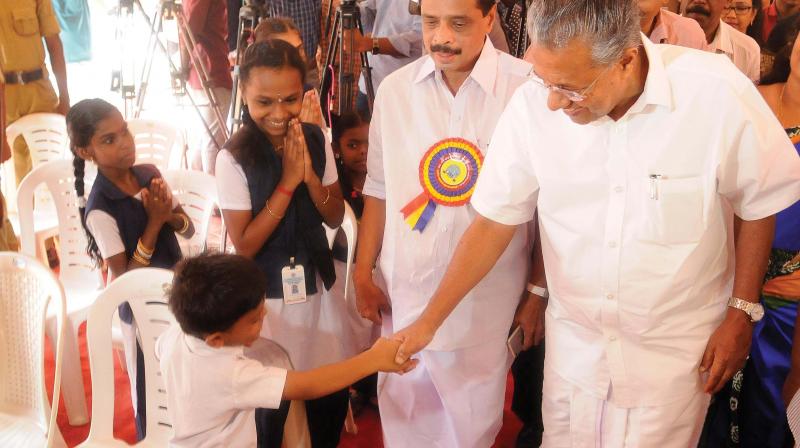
[169, 253, 267, 338]
[330, 109, 371, 148]
[761, 13, 800, 85]
[240, 39, 307, 87]
[253, 17, 301, 43]
[746, 0, 766, 45]
[65, 98, 119, 266]
[420, 0, 496, 16]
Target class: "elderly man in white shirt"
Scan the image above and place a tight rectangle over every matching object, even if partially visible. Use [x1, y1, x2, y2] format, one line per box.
[354, 0, 539, 446]
[684, 0, 761, 82]
[392, 0, 800, 446]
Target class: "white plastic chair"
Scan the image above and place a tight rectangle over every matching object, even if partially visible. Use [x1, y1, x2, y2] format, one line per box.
[244, 338, 312, 448]
[0, 252, 67, 447]
[322, 201, 359, 434]
[161, 169, 218, 257]
[18, 159, 102, 426]
[323, 201, 358, 300]
[4, 112, 70, 257]
[128, 119, 183, 172]
[78, 268, 175, 448]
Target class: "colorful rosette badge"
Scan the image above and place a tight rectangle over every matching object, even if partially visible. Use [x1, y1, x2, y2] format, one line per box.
[400, 138, 484, 232]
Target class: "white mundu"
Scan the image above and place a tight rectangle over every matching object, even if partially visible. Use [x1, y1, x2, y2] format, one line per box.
[472, 38, 800, 446]
[363, 37, 531, 447]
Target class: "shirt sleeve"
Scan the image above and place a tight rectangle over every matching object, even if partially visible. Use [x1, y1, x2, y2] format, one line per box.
[216, 149, 253, 211]
[748, 46, 761, 83]
[232, 358, 288, 410]
[385, 16, 422, 58]
[322, 137, 339, 187]
[717, 81, 800, 220]
[362, 89, 386, 200]
[37, 0, 61, 37]
[85, 210, 126, 259]
[471, 87, 540, 226]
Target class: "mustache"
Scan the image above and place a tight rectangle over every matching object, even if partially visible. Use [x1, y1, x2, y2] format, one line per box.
[685, 5, 710, 16]
[430, 44, 462, 55]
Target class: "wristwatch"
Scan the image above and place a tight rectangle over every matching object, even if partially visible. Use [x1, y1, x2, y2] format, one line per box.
[526, 283, 548, 299]
[372, 37, 380, 55]
[727, 296, 765, 322]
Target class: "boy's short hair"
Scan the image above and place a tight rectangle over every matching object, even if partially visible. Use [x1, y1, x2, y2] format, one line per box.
[169, 253, 266, 338]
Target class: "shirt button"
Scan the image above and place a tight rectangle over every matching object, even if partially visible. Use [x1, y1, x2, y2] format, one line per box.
[606, 293, 615, 300]
[609, 335, 617, 341]
[442, 227, 448, 233]
[614, 186, 624, 193]
[608, 241, 617, 248]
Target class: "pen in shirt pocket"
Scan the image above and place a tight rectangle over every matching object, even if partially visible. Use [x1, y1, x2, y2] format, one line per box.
[649, 174, 663, 200]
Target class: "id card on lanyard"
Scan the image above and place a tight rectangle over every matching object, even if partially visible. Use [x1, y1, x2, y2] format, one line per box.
[282, 256, 307, 304]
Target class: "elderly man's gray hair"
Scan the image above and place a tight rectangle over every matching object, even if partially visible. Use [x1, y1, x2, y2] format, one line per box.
[527, 0, 642, 65]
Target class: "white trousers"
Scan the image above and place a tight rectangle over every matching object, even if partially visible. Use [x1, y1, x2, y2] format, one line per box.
[541, 367, 710, 448]
[378, 311, 512, 448]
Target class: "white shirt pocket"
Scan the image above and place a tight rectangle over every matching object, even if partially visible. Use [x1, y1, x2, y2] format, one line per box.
[638, 175, 707, 244]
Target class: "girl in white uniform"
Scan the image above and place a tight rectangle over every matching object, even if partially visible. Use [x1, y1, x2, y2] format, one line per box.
[215, 40, 349, 447]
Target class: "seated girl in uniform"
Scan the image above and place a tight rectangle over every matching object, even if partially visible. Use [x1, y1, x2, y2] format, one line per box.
[67, 98, 194, 439]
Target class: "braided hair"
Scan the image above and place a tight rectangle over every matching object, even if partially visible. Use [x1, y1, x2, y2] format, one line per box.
[65, 98, 119, 265]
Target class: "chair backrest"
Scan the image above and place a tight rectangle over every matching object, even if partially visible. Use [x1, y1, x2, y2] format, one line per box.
[5, 113, 69, 166]
[83, 268, 176, 446]
[6, 113, 70, 215]
[128, 119, 183, 172]
[0, 253, 66, 447]
[323, 202, 358, 299]
[17, 160, 101, 289]
[161, 169, 218, 257]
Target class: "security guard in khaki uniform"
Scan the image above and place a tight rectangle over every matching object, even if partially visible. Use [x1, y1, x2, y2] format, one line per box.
[0, 74, 20, 252]
[0, 0, 70, 185]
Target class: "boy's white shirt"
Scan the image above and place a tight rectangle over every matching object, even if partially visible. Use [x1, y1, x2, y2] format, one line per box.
[156, 325, 287, 447]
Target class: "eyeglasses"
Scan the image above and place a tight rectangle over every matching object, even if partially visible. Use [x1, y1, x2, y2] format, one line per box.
[723, 5, 753, 14]
[528, 65, 612, 103]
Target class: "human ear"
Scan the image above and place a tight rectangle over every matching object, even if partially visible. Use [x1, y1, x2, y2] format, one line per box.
[204, 332, 226, 348]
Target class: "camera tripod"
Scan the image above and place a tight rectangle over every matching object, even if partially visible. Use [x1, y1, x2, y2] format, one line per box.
[320, 0, 375, 124]
[112, 0, 229, 155]
[228, 0, 270, 136]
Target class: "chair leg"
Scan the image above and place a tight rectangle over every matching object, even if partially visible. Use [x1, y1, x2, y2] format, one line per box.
[47, 315, 90, 426]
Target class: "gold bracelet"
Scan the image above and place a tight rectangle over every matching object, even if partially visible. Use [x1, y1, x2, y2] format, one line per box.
[132, 251, 151, 266]
[137, 239, 154, 257]
[177, 214, 190, 234]
[135, 246, 153, 261]
[265, 200, 284, 220]
[319, 187, 331, 207]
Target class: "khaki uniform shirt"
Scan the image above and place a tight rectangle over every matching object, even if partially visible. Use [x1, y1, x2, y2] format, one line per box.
[0, 0, 61, 72]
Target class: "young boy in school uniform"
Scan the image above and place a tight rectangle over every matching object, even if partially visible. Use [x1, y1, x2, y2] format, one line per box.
[156, 253, 416, 447]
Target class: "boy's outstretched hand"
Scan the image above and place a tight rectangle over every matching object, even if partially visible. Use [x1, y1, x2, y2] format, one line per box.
[368, 338, 419, 374]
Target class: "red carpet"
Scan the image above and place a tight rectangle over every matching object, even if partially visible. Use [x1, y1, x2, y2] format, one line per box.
[45, 324, 522, 447]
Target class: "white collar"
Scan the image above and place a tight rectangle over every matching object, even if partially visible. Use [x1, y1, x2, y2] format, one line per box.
[414, 37, 499, 95]
[710, 20, 733, 55]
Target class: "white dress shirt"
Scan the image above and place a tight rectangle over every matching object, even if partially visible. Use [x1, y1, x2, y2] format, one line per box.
[156, 325, 287, 447]
[708, 20, 761, 83]
[472, 37, 800, 408]
[363, 38, 532, 351]
[358, 0, 423, 93]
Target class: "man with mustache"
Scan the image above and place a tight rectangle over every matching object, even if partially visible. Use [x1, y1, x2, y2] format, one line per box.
[393, 0, 800, 445]
[683, 0, 761, 82]
[354, 0, 540, 446]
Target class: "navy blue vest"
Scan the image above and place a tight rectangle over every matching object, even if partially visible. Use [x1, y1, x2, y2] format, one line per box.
[226, 120, 335, 298]
[85, 164, 182, 320]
